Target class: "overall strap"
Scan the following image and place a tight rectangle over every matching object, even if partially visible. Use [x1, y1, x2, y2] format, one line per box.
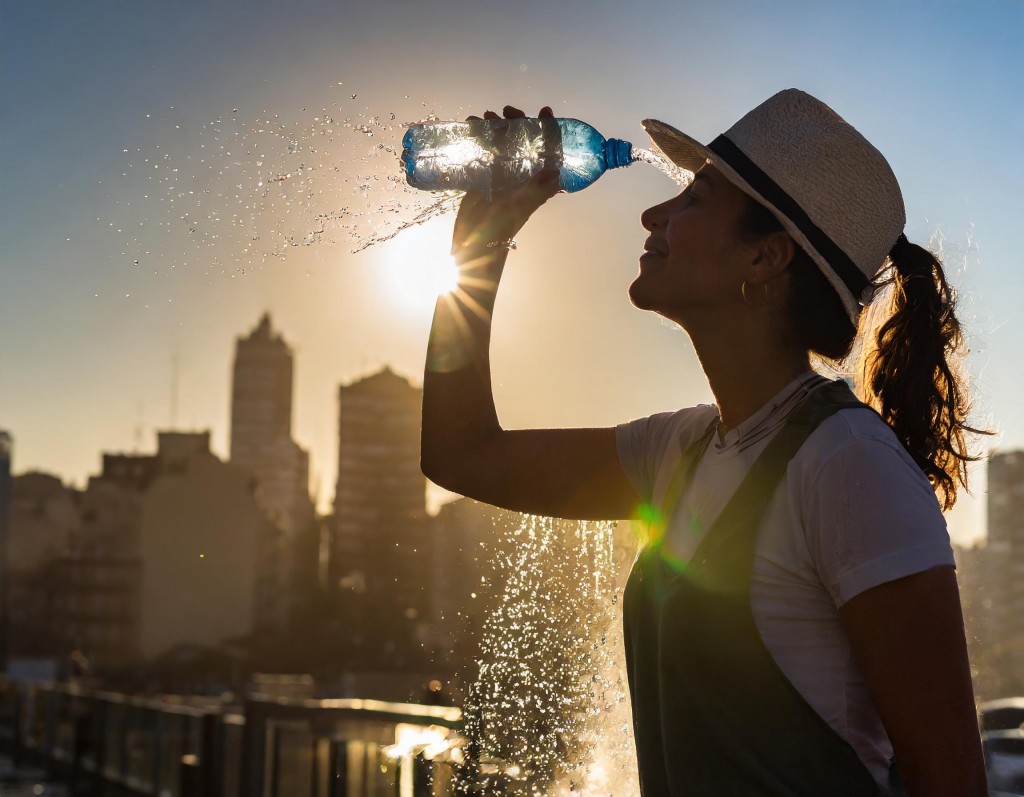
[691, 379, 864, 580]
[652, 416, 718, 544]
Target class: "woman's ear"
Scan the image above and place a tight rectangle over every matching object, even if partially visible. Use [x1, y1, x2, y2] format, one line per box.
[751, 231, 795, 282]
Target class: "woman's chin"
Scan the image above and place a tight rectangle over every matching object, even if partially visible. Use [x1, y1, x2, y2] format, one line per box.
[627, 276, 660, 311]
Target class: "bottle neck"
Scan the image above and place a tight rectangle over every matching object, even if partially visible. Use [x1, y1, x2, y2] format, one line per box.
[604, 138, 634, 169]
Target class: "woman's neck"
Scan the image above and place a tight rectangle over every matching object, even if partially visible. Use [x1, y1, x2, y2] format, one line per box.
[689, 322, 811, 433]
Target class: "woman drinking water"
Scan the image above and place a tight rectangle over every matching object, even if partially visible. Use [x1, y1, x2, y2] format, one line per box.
[420, 90, 988, 796]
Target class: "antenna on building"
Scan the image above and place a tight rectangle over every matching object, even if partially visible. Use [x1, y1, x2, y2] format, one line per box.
[170, 352, 180, 429]
[134, 400, 145, 452]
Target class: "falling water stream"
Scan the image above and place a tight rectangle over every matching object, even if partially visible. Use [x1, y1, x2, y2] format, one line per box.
[453, 516, 640, 796]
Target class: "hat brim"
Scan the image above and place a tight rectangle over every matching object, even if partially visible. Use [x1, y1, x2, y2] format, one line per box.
[642, 119, 712, 173]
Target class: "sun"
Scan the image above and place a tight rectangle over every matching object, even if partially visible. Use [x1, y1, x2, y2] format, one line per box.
[420, 250, 461, 296]
[381, 218, 461, 316]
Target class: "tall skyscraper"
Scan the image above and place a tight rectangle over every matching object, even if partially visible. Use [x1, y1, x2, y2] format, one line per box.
[984, 449, 1024, 696]
[230, 313, 313, 539]
[332, 367, 428, 668]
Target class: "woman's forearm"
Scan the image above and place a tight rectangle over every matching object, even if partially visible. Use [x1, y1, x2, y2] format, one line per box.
[421, 248, 507, 489]
[418, 113, 560, 493]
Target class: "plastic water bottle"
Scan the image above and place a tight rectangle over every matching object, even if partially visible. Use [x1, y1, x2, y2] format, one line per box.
[402, 117, 634, 195]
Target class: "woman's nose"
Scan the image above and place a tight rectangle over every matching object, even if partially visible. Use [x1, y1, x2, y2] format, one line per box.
[640, 202, 665, 232]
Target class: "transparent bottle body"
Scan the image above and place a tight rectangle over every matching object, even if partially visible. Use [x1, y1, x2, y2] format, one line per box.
[402, 118, 632, 194]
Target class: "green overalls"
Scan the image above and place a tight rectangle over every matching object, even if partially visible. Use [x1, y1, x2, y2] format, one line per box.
[622, 380, 885, 796]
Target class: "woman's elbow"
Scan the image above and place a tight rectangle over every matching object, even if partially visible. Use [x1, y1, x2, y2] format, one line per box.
[421, 424, 499, 495]
[420, 444, 466, 494]
[420, 454, 449, 490]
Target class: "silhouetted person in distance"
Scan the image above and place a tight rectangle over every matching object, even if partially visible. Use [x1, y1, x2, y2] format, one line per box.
[420, 93, 989, 796]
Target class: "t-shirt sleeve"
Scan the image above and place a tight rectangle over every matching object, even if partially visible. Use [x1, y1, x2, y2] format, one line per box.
[803, 435, 955, 607]
[615, 407, 716, 505]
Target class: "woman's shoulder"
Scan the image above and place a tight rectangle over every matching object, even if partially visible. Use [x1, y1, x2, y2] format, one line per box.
[788, 405, 953, 607]
[795, 404, 924, 480]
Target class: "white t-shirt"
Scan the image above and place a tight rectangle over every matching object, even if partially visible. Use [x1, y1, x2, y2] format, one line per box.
[615, 373, 955, 786]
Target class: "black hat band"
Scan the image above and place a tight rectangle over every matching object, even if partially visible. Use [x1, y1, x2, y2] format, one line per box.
[708, 134, 869, 303]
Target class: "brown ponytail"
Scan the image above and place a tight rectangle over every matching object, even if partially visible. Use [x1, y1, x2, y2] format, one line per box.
[739, 196, 987, 511]
[859, 234, 987, 511]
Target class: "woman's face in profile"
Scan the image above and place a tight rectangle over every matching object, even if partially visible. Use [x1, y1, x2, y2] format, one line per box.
[629, 165, 757, 325]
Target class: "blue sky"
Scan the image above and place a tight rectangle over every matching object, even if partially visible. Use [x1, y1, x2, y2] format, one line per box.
[2, 0, 1022, 542]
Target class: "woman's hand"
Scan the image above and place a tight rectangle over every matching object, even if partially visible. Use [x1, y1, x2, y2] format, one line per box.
[451, 105, 561, 262]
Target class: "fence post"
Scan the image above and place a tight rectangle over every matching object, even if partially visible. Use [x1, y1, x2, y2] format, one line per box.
[93, 698, 108, 797]
[11, 684, 24, 769]
[240, 699, 268, 797]
[151, 708, 163, 795]
[202, 711, 221, 797]
[327, 739, 348, 797]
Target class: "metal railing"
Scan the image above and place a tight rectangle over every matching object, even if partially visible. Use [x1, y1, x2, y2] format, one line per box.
[0, 677, 464, 797]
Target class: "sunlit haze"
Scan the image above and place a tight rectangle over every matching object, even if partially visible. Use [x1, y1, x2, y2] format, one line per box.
[382, 221, 462, 314]
[3, 0, 1023, 545]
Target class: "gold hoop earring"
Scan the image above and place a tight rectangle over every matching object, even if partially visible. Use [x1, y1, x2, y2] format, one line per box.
[741, 279, 769, 308]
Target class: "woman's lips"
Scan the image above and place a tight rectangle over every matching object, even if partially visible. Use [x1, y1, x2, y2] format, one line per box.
[638, 256, 664, 277]
[641, 238, 667, 259]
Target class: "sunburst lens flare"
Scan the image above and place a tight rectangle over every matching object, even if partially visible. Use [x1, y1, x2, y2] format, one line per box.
[382, 220, 463, 314]
[395, 251, 459, 300]
[434, 255, 461, 296]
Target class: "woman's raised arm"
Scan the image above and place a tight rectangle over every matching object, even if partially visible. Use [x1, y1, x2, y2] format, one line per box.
[420, 106, 639, 521]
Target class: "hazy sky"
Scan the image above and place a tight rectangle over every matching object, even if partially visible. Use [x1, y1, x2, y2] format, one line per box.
[3, 0, 1022, 543]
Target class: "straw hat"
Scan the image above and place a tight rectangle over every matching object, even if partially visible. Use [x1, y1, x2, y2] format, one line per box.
[643, 89, 905, 321]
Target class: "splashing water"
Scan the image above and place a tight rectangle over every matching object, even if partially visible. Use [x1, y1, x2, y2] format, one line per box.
[103, 102, 692, 276]
[345, 191, 461, 253]
[103, 93, 459, 274]
[454, 514, 640, 797]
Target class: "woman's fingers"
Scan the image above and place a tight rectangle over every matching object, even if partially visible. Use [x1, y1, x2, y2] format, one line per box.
[471, 105, 553, 120]
[468, 105, 552, 119]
